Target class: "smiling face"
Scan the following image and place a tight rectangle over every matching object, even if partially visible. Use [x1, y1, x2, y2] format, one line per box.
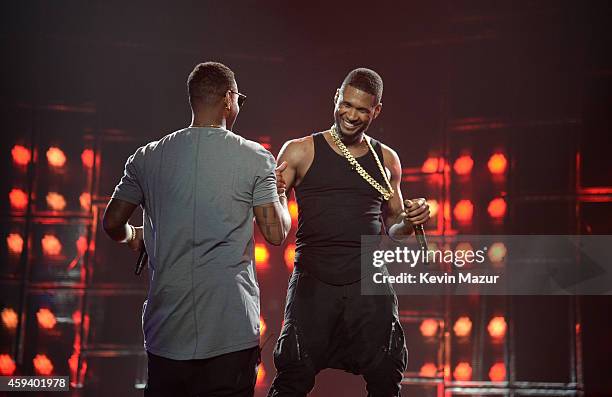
[333, 84, 382, 143]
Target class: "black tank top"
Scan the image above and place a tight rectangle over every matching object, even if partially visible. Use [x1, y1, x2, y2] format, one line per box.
[294, 132, 386, 285]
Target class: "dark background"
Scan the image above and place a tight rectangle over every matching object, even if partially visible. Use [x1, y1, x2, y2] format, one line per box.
[1, 1, 611, 396]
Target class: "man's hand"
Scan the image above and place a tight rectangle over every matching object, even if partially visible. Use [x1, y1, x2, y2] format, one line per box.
[276, 161, 288, 196]
[403, 198, 430, 226]
[127, 226, 144, 252]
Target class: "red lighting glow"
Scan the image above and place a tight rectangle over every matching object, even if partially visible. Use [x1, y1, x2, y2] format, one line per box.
[254, 243, 269, 266]
[12, 144, 31, 166]
[37, 308, 57, 329]
[7, 233, 24, 255]
[488, 242, 507, 264]
[81, 149, 94, 168]
[41, 234, 62, 256]
[284, 243, 296, 272]
[427, 199, 439, 218]
[487, 316, 507, 339]
[68, 352, 87, 380]
[453, 316, 472, 338]
[454, 362, 472, 381]
[489, 362, 506, 381]
[1, 308, 18, 330]
[33, 354, 54, 375]
[256, 363, 266, 387]
[488, 153, 507, 175]
[421, 157, 444, 174]
[9, 188, 28, 210]
[260, 317, 267, 336]
[0, 355, 16, 376]
[47, 147, 67, 168]
[419, 362, 437, 377]
[453, 200, 474, 223]
[453, 155, 474, 176]
[79, 192, 91, 211]
[487, 198, 506, 219]
[46, 192, 67, 211]
[288, 200, 298, 224]
[419, 318, 439, 338]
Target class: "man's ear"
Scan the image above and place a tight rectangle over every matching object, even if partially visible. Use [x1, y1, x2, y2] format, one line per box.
[372, 102, 382, 119]
[224, 90, 232, 110]
[333, 88, 340, 105]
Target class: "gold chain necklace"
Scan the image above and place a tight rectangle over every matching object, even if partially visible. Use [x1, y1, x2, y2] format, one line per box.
[329, 125, 394, 201]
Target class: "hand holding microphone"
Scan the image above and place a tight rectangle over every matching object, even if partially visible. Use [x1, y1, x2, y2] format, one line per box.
[404, 198, 430, 251]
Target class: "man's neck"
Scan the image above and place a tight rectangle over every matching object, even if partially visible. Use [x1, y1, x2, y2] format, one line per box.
[190, 109, 226, 129]
[338, 131, 366, 148]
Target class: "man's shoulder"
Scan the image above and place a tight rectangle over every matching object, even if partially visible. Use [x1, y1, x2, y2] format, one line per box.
[280, 135, 314, 160]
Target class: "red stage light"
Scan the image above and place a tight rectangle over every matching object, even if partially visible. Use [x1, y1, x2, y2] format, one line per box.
[488, 153, 507, 175]
[454, 362, 472, 381]
[42, 234, 62, 256]
[7, 233, 24, 255]
[47, 147, 66, 168]
[453, 200, 474, 223]
[254, 243, 269, 267]
[453, 155, 474, 176]
[427, 199, 439, 218]
[37, 308, 57, 329]
[0, 354, 16, 376]
[68, 352, 87, 380]
[288, 200, 298, 224]
[75, 236, 94, 256]
[1, 308, 18, 330]
[419, 318, 439, 338]
[489, 362, 506, 381]
[256, 363, 266, 387]
[419, 362, 437, 377]
[487, 197, 506, 219]
[284, 243, 296, 273]
[487, 316, 507, 339]
[9, 188, 28, 210]
[260, 317, 267, 336]
[12, 144, 31, 166]
[81, 149, 94, 168]
[33, 354, 54, 375]
[421, 157, 444, 174]
[79, 192, 91, 211]
[46, 192, 67, 211]
[453, 316, 472, 337]
[488, 242, 507, 264]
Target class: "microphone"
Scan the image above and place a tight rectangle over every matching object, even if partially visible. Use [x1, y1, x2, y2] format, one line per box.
[135, 247, 148, 275]
[413, 224, 428, 252]
[405, 199, 428, 252]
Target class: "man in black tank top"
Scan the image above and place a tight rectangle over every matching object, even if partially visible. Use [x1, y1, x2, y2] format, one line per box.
[268, 68, 430, 397]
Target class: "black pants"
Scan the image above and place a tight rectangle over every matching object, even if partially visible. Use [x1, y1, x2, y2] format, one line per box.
[145, 346, 260, 397]
[268, 269, 407, 397]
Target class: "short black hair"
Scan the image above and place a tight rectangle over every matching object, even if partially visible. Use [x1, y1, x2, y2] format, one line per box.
[187, 62, 235, 105]
[340, 68, 383, 104]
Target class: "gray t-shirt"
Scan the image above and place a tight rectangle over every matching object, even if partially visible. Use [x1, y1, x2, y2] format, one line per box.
[112, 127, 279, 360]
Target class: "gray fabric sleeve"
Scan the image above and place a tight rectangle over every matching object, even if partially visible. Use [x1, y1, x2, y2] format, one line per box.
[252, 150, 280, 207]
[111, 148, 144, 205]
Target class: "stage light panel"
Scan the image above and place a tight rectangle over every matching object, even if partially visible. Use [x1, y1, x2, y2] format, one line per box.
[12, 144, 31, 166]
[0, 354, 16, 376]
[419, 318, 439, 338]
[453, 155, 474, 176]
[453, 200, 474, 223]
[488, 153, 507, 175]
[453, 316, 472, 338]
[9, 188, 28, 211]
[453, 362, 472, 381]
[33, 354, 54, 375]
[487, 197, 507, 219]
[1, 308, 18, 330]
[489, 362, 506, 381]
[419, 362, 438, 377]
[47, 147, 67, 168]
[488, 316, 507, 339]
[81, 149, 94, 168]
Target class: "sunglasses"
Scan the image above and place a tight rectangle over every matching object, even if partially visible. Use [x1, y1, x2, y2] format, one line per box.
[229, 90, 247, 107]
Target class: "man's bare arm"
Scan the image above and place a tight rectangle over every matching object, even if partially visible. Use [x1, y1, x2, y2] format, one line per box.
[102, 198, 143, 251]
[381, 145, 429, 239]
[254, 200, 289, 246]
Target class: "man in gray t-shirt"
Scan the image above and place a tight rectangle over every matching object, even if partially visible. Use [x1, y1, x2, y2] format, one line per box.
[103, 62, 291, 397]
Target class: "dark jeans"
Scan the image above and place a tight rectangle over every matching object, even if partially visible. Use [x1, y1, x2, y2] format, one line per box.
[145, 346, 260, 397]
[268, 269, 408, 397]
